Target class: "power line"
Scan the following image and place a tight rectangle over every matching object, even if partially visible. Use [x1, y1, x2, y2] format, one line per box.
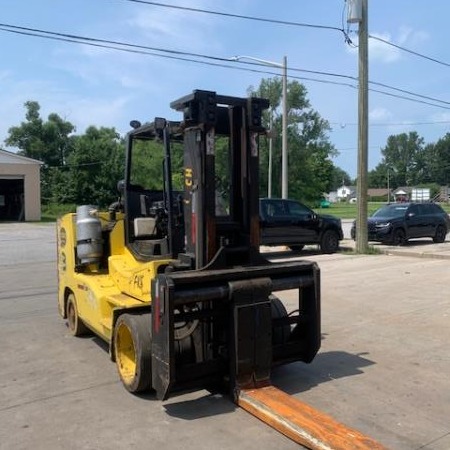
[369, 80, 450, 106]
[120, 0, 347, 35]
[368, 87, 450, 110]
[1, 23, 450, 110]
[123, 0, 450, 70]
[333, 146, 382, 152]
[331, 120, 450, 128]
[233, 59, 450, 108]
[0, 25, 354, 94]
[369, 34, 450, 68]
[0, 22, 231, 64]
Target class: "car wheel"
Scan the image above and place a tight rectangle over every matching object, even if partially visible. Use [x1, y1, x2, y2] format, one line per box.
[320, 229, 340, 254]
[289, 244, 305, 253]
[433, 225, 447, 243]
[392, 228, 406, 246]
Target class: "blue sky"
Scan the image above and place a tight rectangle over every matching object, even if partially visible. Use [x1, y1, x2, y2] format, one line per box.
[1, 0, 450, 178]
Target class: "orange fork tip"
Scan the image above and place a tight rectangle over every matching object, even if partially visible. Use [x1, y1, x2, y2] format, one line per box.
[238, 385, 388, 450]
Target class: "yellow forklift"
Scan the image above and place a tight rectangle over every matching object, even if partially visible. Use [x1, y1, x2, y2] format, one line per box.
[57, 90, 384, 449]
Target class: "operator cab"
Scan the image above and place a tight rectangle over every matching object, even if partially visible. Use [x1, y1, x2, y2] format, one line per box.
[123, 118, 184, 261]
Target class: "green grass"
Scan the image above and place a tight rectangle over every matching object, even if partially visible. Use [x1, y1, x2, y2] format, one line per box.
[315, 201, 450, 219]
[314, 202, 383, 219]
[40, 201, 450, 222]
[41, 203, 77, 221]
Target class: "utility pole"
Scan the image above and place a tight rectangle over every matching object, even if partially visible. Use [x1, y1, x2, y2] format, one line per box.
[268, 111, 273, 198]
[281, 56, 288, 199]
[348, 0, 369, 253]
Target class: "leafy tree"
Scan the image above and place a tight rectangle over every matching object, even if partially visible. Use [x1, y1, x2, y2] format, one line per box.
[368, 163, 388, 188]
[65, 126, 125, 207]
[5, 101, 75, 167]
[330, 166, 353, 190]
[249, 77, 337, 203]
[380, 132, 425, 187]
[5, 101, 75, 202]
[128, 138, 184, 192]
[423, 134, 450, 185]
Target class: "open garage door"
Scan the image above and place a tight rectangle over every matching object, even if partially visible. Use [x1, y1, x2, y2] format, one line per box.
[0, 178, 25, 221]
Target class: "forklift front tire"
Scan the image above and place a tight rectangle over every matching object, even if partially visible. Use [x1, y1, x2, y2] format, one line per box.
[114, 313, 152, 393]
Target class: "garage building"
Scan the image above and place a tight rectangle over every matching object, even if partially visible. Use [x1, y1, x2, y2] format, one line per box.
[0, 149, 43, 221]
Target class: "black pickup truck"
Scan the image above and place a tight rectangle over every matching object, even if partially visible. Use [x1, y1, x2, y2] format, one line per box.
[260, 198, 343, 253]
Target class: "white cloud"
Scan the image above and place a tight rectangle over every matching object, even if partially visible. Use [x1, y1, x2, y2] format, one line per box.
[432, 112, 450, 121]
[366, 27, 429, 64]
[398, 26, 429, 47]
[125, 0, 219, 52]
[346, 32, 400, 63]
[43, 0, 224, 97]
[369, 32, 402, 63]
[63, 96, 133, 135]
[369, 107, 393, 121]
[0, 75, 133, 146]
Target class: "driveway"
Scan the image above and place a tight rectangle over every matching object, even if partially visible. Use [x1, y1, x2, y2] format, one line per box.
[1, 222, 449, 450]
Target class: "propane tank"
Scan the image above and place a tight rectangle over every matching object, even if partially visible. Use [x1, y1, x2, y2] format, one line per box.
[76, 205, 103, 265]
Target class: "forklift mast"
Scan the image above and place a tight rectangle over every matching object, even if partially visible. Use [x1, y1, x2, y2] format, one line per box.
[151, 91, 321, 401]
[171, 90, 268, 270]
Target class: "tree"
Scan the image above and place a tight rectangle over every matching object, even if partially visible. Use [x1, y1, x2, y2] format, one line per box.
[65, 126, 125, 207]
[423, 134, 450, 185]
[368, 162, 389, 188]
[249, 78, 337, 203]
[330, 166, 353, 190]
[5, 101, 75, 167]
[5, 101, 76, 203]
[380, 132, 425, 187]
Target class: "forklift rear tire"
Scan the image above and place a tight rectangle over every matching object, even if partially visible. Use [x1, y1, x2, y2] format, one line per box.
[66, 292, 89, 337]
[114, 313, 152, 393]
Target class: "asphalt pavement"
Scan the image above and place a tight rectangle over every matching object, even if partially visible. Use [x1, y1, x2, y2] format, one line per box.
[1, 222, 449, 450]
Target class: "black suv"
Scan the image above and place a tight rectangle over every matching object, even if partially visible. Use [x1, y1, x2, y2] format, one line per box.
[260, 198, 343, 253]
[351, 202, 450, 245]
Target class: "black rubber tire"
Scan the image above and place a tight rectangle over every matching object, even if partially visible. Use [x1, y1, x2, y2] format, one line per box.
[270, 295, 291, 346]
[289, 244, 305, 253]
[433, 225, 447, 243]
[392, 228, 406, 246]
[66, 292, 89, 337]
[114, 313, 152, 393]
[320, 229, 340, 253]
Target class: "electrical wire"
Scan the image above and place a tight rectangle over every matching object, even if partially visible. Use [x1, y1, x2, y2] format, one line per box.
[331, 120, 450, 128]
[1, 23, 450, 110]
[121, 0, 347, 34]
[369, 34, 450, 69]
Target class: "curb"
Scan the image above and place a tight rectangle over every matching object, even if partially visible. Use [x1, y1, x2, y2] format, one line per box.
[340, 238, 450, 260]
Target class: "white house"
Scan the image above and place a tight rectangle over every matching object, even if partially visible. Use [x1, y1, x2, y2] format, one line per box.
[336, 185, 356, 201]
